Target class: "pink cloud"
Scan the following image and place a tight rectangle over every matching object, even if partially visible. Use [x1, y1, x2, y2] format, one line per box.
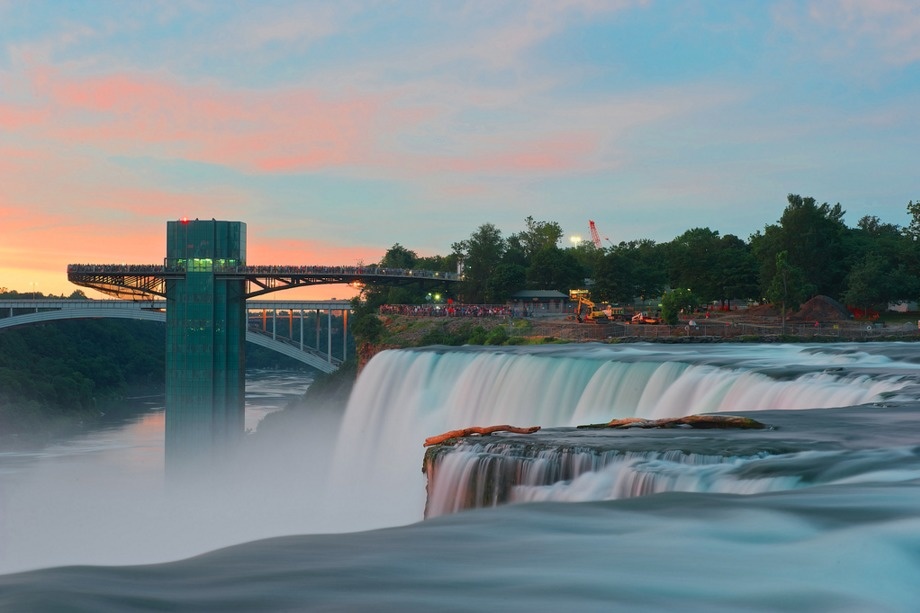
[28, 66, 388, 173]
[0, 101, 48, 129]
[20, 63, 612, 181]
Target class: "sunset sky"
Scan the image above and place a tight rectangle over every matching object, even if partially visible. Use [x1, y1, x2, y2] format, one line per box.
[2, 1, 918, 299]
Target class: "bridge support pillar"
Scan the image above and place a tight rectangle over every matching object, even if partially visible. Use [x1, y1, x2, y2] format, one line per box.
[164, 219, 247, 471]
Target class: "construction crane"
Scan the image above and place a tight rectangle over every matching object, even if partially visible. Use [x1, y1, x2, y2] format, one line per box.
[588, 220, 612, 248]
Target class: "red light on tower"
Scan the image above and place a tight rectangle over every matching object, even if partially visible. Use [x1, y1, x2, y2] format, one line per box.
[180, 217, 189, 224]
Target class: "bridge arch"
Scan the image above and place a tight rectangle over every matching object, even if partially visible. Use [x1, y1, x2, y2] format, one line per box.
[0, 304, 339, 373]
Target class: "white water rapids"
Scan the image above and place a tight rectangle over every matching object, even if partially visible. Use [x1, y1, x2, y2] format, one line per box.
[327, 342, 916, 528]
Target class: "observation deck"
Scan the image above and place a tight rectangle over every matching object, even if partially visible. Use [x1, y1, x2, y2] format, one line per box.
[67, 263, 459, 301]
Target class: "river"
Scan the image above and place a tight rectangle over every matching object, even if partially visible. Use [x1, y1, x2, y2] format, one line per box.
[2, 344, 920, 611]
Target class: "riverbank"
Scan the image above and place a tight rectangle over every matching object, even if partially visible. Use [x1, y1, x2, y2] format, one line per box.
[370, 311, 920, 349]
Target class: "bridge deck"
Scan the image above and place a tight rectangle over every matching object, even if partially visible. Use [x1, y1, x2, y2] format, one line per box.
[66, 264, 459, 299]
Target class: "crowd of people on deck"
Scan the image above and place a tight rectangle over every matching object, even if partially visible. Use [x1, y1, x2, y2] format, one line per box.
[67, 263, 457, 280]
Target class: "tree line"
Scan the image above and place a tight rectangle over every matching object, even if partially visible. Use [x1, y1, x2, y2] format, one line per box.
[0, 319, 167, 435]
[360, 195, 920, 324]
[0, 295, 332, 433]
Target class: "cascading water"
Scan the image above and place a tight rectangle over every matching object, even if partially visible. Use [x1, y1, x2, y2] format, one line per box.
[329, 343, 916, 528]
[5, 344, 920, 610]
[423, 436, 920, 517]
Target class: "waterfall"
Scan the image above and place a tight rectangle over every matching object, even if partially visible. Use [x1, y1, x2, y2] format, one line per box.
[422, 442, 796, 517]
[423, 438, 920, 517]
[328, 344, 914, 528]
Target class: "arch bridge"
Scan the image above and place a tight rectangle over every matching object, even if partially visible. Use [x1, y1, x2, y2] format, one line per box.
[0, 299, 352, 374]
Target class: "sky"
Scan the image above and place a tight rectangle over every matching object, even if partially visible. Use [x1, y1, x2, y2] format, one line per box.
[1, 0, 918, 299]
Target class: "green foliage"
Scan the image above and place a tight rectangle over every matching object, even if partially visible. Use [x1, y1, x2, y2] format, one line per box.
[514, 216, 564, 258]
[484, 326, 510, 345]
[844, 250, 915, 314]
[453, 223, 507, 303]
[467, 326, 489, 345]
[351, 313, 384, 344]
[349, 296, 385, 345]
[660, 288, 701, 325]
[666, 228, 758, 307]
[526, 246, 586, 294]
[765, 250, 813, 316]
[906, 200, 920, 240]
[487, 263, 527, 302]
[419, 324, 473, 346]
[451, 217, 575, 303]
[0, 320, 167, 433]
[592, 239, 667, 305]
[751, 194, 848, 299]
[358, 244, 460, 306]
[379, 243, 417, 268]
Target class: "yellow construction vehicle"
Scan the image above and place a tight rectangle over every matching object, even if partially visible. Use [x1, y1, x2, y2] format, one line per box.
[571, 293, 621, 323]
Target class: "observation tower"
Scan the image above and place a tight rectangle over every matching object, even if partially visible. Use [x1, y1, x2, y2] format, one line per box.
[164, 219, 247, 465]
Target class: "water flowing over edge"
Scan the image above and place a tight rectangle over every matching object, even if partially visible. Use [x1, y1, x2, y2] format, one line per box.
[327, 343, 917, 529]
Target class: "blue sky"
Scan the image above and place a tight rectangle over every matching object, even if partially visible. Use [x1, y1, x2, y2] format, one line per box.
[1, 0, 918, 297]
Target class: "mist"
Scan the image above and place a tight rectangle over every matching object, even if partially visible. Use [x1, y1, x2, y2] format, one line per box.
[0, 382, 351, 574]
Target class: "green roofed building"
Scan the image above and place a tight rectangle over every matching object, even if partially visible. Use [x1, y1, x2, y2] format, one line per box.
[164, 219, 247, 467]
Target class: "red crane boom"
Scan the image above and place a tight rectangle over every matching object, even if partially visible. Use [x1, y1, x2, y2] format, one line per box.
[589, 220, 610, 248]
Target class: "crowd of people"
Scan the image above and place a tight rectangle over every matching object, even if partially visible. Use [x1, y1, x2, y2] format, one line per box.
[379, 304, 512, 318]
[67, 264, 164, 273]
[67, 263, 458, 280]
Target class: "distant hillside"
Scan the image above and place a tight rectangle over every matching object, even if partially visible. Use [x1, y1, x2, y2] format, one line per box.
[0, 319, 167, 434]
[0, 318, 309, 435]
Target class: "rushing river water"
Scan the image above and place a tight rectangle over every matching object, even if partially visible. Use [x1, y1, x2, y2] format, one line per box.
[2, 344, 920, 611]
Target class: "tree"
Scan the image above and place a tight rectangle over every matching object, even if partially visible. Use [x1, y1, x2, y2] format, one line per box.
[906, 200, 920, 240]
[765, 251, 813, 332]
[514, 216, 563, 259]
[565, 240, 602, 289]
[592, 240, 666, 305]
[487, 262, 527, 302]
[349, 297, 384, 344]
[751, 194, 848, 300]
[526, 246, 585, 293]
[840, 210, 919, 313]
[716, 234, 759, 308]
[843, 254, 889, 316]
[362, 244, 421, 306]
[502, 234, 529, 269]
[378, 243, 417, 269]
[666, 227, 726, 304]
[857, 215, 900, 238]
[453, 223, 506, 303]
[660, 288, 700, 326]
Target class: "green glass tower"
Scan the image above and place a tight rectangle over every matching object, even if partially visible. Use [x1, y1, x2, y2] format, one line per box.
[164, 219, 247, 466]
